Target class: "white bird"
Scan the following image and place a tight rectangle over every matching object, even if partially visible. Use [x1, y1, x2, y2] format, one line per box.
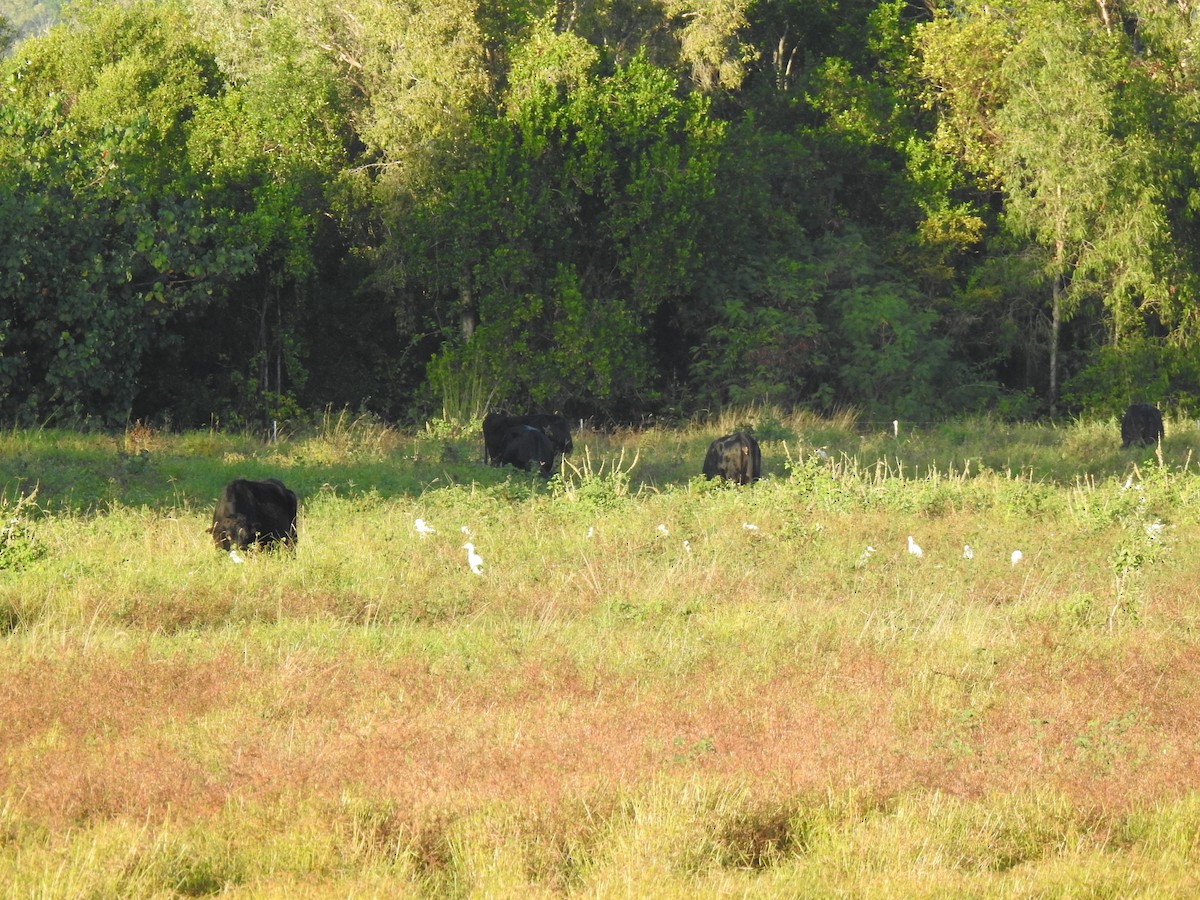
[742, 522, 759, 531]
[229, 548, 245, 564]
[587, 526, 595, 539]
[1011, 549, 1023, 566]
[856, 545, 877, 568]
[461, 525, 472, 537]
[656, 523, 670, 536]
[963, 544, 974, 560]
[463, 542, 484, 575]
[907, 535, 924, 558]
[682, 540, 692, 554]
[414, 518, 436, 537]
[1146, 521, 1164, 541]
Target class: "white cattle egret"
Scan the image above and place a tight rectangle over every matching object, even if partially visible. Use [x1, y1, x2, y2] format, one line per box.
[461, 525, 472, 537]
[855, 546, 877, 568]
[907, 535, 923, 558]
[657, 523, 670, 536]
[963, 544, 974, 560]
[1011, 549, 1023, 566]
[414, 518, 436, 537]
[587, 526, 595, 539]
[463, 542, 484, 575]
[229, 549, 245, 564]
[742, 522, 759, 531]
[817, 448, 830, 462]
[682, 540, 692, 554]
[1146, 521, 1164, 541]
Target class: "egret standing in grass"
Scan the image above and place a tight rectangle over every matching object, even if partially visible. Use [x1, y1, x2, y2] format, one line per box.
[963, 544, 974, 560]
[1011, 549, 1023, 566]
[463, 542, 484, 575]
[229, 549, 245, 564]
[414, 518, 436, 537]
[907, 535, 923, 558]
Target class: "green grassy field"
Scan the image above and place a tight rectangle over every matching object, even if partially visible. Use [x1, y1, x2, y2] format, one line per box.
[3, 409, 1200, 896]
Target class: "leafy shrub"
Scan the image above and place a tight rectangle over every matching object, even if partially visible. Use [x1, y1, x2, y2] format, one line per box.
[1063, 334, 1200, 417]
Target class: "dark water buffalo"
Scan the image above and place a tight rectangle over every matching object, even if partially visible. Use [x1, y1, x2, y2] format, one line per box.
[497, 425, 556, 477]
[1121, 403, 1164, 448]
[483, 412, 573, 464]
[702, 432, 762, 485]
[210, 478, 299, 551]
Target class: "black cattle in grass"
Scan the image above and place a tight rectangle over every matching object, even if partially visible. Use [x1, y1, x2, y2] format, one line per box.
[1121, 403, 1164, 448]
[483, 412, 573, 464]
[702, 432, 762, 485]
[498, 425, 557, 477]
[210, 478, 298, 551]
[524, 413, 574, 456]
[482, 412, 512, 464]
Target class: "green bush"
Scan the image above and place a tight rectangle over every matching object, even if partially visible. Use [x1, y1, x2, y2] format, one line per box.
[1063, 334, 1200, 416]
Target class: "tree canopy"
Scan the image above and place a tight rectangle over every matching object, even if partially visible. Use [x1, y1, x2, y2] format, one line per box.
[4, 0, 1200, 427]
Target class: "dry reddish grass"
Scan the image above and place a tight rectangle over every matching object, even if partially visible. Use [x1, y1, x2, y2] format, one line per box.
[5, 633, 1199, 832]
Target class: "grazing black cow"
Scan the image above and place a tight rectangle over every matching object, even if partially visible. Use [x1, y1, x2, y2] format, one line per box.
[482, 412, 513, 464]
[1121, 403, 1164, 448]
[497, 425, 557, 477]
[702, 432, 763, 485]
[210, 478, 299, 551]
[483, 412, 573, 464]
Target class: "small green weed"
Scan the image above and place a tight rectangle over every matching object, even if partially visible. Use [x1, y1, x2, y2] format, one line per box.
[554, 446, 641, 509]
[0, 489, 44, 573]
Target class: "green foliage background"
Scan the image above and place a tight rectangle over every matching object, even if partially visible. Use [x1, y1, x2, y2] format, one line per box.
[4, 0, 1200, 426]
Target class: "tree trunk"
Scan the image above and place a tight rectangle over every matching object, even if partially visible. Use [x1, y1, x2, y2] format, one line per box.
[276, 292, 283, 399]
[1049, 239, 1064, 418]
[259, 296, 269, 396]
[460, 267, 476, 341]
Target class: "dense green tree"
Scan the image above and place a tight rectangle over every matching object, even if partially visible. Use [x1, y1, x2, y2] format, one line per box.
[918, 0, 1187, 414]
[408, 28, 724, 416]
[9, 0, 1200, 426]
[175, 3, 352, 424]
[0, 2, 255, 424]
[0, 0, 348, 425]
[996, 5, 1170, 413]
[686, 0, 982, 418]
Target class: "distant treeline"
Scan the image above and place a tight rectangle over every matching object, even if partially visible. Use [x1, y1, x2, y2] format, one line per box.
[0, 0, 62, 40]
[4, 0, 1200, 429]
